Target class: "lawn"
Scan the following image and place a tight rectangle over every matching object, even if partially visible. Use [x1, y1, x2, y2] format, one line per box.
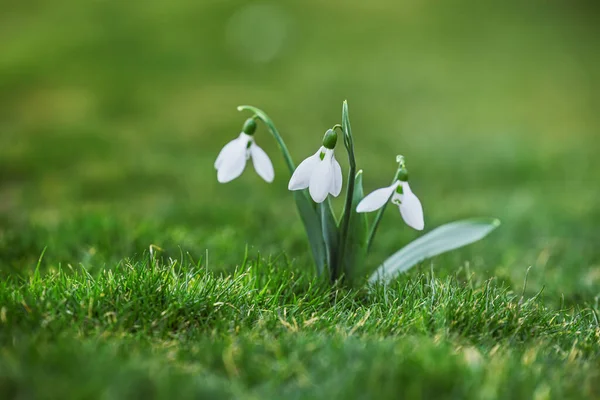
[1, 0, 599, 399]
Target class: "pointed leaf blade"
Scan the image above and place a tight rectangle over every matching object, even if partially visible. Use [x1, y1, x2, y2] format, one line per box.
[320, 199, 339, 280]
[369, 218, 500, 283]
[294, 192, 327, 276]
[341, 171, 369, 285]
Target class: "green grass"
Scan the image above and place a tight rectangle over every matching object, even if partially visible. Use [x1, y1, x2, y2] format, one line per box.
[1, 261, 599, 399]
[1, 0, 600, 398]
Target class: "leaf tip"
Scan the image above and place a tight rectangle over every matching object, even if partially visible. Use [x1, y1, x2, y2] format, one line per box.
[469, 217, 501, 229]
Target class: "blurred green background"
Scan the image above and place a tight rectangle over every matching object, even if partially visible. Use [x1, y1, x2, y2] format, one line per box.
[1, 0, 599, 301]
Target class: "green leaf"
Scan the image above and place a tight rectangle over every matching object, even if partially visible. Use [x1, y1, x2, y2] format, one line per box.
[320, 199, 339, 280]
[369, 218, 501, 284]
[340, 170, 369, 285]
[294, 192, 327, 276]
[336, 100, 358, 282]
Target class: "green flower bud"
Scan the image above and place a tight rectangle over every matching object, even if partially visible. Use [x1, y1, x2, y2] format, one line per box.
[242, 118, 257, 136]
[396, 168, 409, 182]
[322, 129, 337, 150]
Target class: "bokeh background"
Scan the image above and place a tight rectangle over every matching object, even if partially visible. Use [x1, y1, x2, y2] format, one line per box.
[1, 0, 599, 303]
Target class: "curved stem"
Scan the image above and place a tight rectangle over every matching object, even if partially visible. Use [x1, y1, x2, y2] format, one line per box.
[237, 105, 296, 174]
[366, 164, 403, 252]
[366, 201, 389, 253]
[237, 105, 329, 277]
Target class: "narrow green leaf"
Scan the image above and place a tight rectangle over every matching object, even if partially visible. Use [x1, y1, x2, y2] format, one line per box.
[320, 199, 339, 281]
[369, 218, 501, 284]
[340, 170, 369, 285]
[337, 100, 358, 282]
[295, 192, 327, 276]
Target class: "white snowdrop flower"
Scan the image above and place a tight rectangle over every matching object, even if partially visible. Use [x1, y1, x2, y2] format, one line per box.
[214, 118, 274, 183]
[288, 129, 342, 203]
[356, 164, 424, 230]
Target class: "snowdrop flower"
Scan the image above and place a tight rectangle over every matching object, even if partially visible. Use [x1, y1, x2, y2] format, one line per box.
[356, 159, 424, 230]
[288, 129, 342, 203]
[215, 118, 274, 183]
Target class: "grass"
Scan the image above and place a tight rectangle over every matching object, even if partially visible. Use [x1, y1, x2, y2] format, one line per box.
[1, 260, 599, 399]
[1, 0, 600, 398]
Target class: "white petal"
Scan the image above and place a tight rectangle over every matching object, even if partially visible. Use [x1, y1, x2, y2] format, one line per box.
[215, 136, 243, 169]
[399, 182, 424, 230]
[308, 150, 334, 203]
[356, 181, 400, 213]
[288, 148, 322, 190]
[329, 155, 342, 196]
[250, 143, 274, 183]
[216, 135, 250, 183]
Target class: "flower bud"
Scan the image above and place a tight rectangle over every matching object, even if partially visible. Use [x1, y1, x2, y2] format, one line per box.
[322, 129, 337, 150]
[396, 168, 409, 182]
[242, 118, 257, 135]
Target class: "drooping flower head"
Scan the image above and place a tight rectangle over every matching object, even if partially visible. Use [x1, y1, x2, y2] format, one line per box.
[356, 155, 424, 230]
[215, 118, 274, 183]
[288, 129, 342, 203]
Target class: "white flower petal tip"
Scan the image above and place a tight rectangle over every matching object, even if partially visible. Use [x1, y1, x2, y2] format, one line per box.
[330, 156, 342, 197]
[288, 147, 341, 202]
[356, 181, 400, 213]
[214, 138, 240, 170]
[398, 182, 424, 230]
[217, 157, 247, 183]
[215, 137, 248, 183]
[251, 143, 274, 183]
[401, 205, 424, 230]
[288, 151, 320, 190]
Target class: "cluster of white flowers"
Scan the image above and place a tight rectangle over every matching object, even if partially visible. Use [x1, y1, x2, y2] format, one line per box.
[213, 105, 500, 287]
[215, 121, 424, 231]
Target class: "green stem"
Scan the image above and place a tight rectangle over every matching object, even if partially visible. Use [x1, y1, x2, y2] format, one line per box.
[366, 164, 403, 252]
[367, 202, 389, 253]
[237, 105, 328, 277]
